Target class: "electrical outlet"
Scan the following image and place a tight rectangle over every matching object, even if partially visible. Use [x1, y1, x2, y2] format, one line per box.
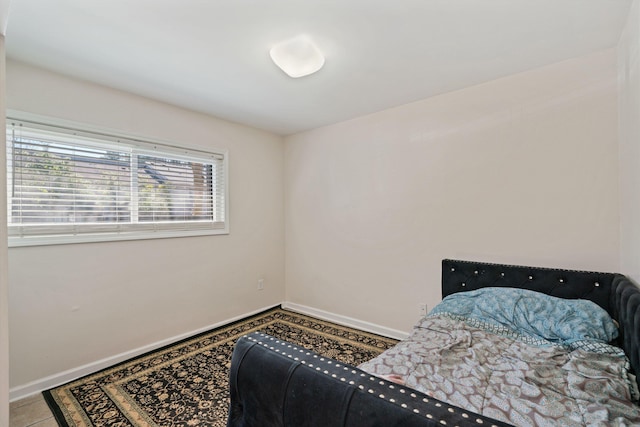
[419, 303, 427, 317]
[257, 279, 264, 290]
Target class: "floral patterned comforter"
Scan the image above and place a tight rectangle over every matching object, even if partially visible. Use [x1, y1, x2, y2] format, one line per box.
[359, 315, 640, 427]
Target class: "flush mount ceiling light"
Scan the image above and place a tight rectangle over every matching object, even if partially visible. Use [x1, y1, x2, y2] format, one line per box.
[269, 35, 325, 78]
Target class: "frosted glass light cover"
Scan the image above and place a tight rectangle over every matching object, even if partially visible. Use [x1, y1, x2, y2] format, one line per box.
[270, 35, 325, 78]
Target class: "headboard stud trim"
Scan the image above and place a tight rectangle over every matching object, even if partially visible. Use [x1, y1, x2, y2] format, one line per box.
[441, 259, 614, 313]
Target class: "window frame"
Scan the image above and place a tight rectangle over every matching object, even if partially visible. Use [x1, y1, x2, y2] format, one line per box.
[6, 111, 229, 247]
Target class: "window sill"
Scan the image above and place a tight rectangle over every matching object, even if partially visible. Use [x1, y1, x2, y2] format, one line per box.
[8, 227, 229, 247]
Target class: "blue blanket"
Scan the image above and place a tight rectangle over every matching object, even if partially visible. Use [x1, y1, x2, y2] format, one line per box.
[429, 287, 618, 347]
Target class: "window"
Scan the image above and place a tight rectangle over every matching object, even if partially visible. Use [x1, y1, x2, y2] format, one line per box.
[6, 116, 228, 246]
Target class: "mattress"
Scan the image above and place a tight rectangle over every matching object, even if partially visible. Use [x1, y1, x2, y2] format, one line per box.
[359, 289, 640, 426]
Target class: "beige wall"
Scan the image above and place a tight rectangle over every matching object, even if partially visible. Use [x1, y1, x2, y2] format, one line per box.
[619, 0, 640, 283]
[0, 34, 9, 427]
[285, 49, 620, 332]
[6, 61, 285, 393]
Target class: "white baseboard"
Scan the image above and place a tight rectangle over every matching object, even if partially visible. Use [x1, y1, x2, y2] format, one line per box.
[10, 302, 409, 401]
[9, 304, 280, 402]
[281, 302, 410, 341]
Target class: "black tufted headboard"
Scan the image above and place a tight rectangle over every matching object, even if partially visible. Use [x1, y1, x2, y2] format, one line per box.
[441, 259, 640, 395]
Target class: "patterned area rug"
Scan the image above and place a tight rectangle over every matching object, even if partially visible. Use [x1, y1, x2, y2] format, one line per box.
[43, 307, 398, 427]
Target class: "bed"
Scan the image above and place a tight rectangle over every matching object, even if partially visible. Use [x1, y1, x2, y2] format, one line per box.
[226, 259, 640, 426]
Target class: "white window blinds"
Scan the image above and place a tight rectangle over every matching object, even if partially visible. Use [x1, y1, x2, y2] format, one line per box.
[6, 117, 228, 245]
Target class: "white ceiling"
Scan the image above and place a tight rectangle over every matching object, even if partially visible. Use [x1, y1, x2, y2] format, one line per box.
[4, 0, 633, 135]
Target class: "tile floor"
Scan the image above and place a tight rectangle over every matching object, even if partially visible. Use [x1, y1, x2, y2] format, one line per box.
[10, 394, 58, 427]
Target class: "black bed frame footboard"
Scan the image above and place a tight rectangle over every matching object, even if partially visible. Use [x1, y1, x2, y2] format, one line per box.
[227, 332, 510, 427]
[441, 259, 640, 394]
